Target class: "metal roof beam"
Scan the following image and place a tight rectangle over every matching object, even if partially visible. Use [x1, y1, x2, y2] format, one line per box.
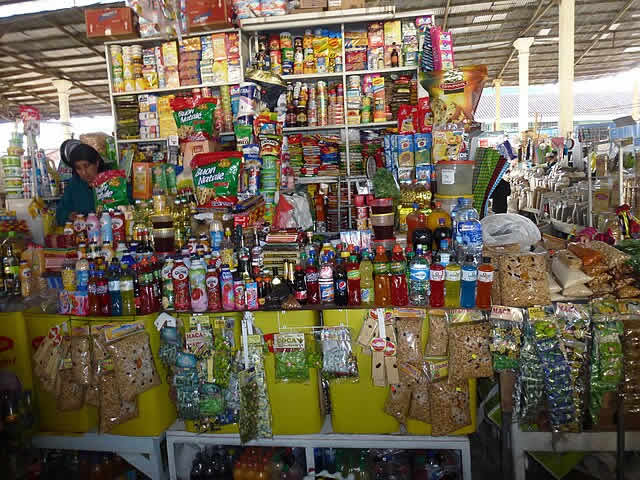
[46, 19, 105, 58]
[574, 0, 638, 65]
[443, 0, 452, 30]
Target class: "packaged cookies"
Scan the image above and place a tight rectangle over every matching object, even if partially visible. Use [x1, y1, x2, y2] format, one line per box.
[499, 252, 550, 307]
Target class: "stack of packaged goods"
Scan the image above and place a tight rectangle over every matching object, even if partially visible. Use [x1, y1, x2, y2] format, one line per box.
[179, 37, 202, 86]
[254, 29, 343, 76]
[285, 81, 344, 129]
[141, 47, 159, 90]
[286, 135, 303, 177]
[109, 45, 124, 93]
[158, 95, 178, 138]
[138, 95, 159, 140]
[219, 85, 233, 132]
[344, 20, 415, 72]
[122, 45, 144, 92]
[3, 131, 24, 199]
[115, 96, 140, 139]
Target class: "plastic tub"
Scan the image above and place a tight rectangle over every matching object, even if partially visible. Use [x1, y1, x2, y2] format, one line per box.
[434, 194, 474, 215]
[370, 212, 395, 226]
[435, 161, 474, 196]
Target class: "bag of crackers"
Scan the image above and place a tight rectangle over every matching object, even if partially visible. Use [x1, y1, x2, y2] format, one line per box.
[191, 152, 243, 208]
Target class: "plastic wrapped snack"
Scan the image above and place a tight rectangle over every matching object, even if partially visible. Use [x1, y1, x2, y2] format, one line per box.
[409, 376, 431, 424]
[55, 368, 85, 412]
[92, 170, 130, 211]
[429, 379, 471, 436]
[489, 306, 524, 371]
[567, 243, 602, 266]
[499, 253, 550, 307]
[622, 320, 640, 415]
[99, 372, 138, 433]
[425, 309, 448, 356]
[247, 337, 272, 440]
[170, 96, 217, 141]
[587, 240, 630, 269]
[191, 152, 243, 208]
[590, 314, 623, 424]
[551, 256, 592, 289]
[239, 370, 260, 443]
[71, 331, 91, 385]
[395, 316, 424, 365]
[320, 327, 359, 381]
[514, 320, 545, 424]
[107, 330, 162, 402]
[384, 376, 415, 424]
[448, 320, 493, 383]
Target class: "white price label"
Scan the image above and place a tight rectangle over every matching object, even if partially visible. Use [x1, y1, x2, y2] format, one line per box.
[441, 169, 456, 185]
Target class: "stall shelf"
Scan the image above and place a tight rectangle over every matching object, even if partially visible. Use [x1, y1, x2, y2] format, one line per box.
[32, 430, 167, 480]
[510, 424, 640, 480]
[166, 419, 472, 480]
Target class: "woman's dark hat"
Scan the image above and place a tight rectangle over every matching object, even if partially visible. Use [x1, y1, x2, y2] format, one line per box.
[60, 139, 102, 168]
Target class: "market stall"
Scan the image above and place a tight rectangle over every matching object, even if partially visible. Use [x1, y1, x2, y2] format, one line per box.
[1, 3, 640, 480]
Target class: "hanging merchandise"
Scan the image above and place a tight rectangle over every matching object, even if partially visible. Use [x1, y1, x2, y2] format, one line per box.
[356, 309, 399, 387]
[273, 332, 310, 383]
[489, 306, 524, 372]
[319, 326, 359, 381]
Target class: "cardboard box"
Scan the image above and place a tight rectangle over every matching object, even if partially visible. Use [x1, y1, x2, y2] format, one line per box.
[85, 7, 137, 39]
[328, 0, 364, 9]
[186, 0, 233, 31]
[182, 140, 221, 170]
[300, 0, 327, 7]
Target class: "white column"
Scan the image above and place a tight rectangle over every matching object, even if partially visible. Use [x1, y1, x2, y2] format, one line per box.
[632, 72, 639, 122]
[558, 0, 575, 137]
[51, 79, 73, 140]
[494, 78, 503, 131]
[513, 37, 534, 133]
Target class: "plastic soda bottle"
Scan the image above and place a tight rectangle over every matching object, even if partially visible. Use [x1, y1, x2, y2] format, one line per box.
[409, 246, 429, 307]
[305, 256, 320, 305]
[76, 244, 90, 292]
[96, 270, 111, 315]
[390, 245, 408, 306]
[86, 213, 100, 244]
[334, 254, 348, 307]
[220, 264, 235, 311]
[100, 212, 113, 245]
[429, 254, 445, 307]
[373, 245, 391, 306]
[88, 269, 100, 315]
[359, 250, 375, 306]
[461, 254, 478, 308]
[476, 256, 494, 309]
[189, 257, 208, 312]
[172, 258, 191, 312]
[108, 259, 122, 316]
[294, 265, 308, 305]
[444, 255, 461, 308]
[161, 258, 175, 310]
[346, 255, 361, 306]
[120, 263, 135, 315]
[406, 204, 427, 250]
[318, 255, 335, 304]
[206, 265, 221, 311]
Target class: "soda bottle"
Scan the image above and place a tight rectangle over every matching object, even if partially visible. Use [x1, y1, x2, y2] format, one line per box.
[294, 265, 308, 305]
[390, 245, 408, 306]
[429, 254, 445, 307]
[406, 204, 427, 250]
[318, 255, 335, 304]
[100, 212, 113, 245]
[220, 265, 235, 311]
[87, 269, 100, 315]
[108, 259, 122, 316]
[120, 263, 135, 315]
[359, 250, 375, 307]
[138, 262, 152, 315]
[132, 263, 142, 314]
[433, 216, 452, 252]
[86, 213, 100, 244]
[73, 214, 87, 246]
[305, 256, 320, 305]
[75, 244, 89, 292]
[476, 256, 494, 309]
[460, 254, 478, 308]
[190, 257, 208, 313]
[220, 228, 235, 270]
[111, 210, 126, 247]
[346, 255, 361, 306]
[333, 255, 348, 307]
[444, 255, 461, 308]
[373, 245, 391, 307]
[172, 258, 191, 312]
[438, 239, 453, 267]
[233, 271, 246, 311]
[96, 270, 111, 315]
[409, 246, 429, 307]
[206, 265, 221, 311]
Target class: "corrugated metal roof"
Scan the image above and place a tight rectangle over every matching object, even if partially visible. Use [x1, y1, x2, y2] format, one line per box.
[0, 0, 637, 120]
[475, 90, 635, 121]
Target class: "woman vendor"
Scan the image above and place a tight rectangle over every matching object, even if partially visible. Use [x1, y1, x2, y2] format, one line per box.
[56, 139, 108, 225]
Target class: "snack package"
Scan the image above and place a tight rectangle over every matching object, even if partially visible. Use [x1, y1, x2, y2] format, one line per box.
[425, 309, 448, 356]
[431, 127, 463, 163]
[429, 379, 471, 436]
[191, 152, 243, 208]
[448, 319, 493, 383]
[489, 306, 524, 372]
[395, 316, 423, 365]
[132, 162, 153, 200]
[55, 368, 85, 412]
[70, 327, 91, 385]
[274, 333, 310, 383]
[319, 327, 359, 381]
[99, 372, 138, 433]
[397, 105, 417, 134]
[92, 170, 129, 210]
[170, 96, 217, 141]
[417, 97, 433, 133]
[499, 253, 551, 307]
[384, 379, 414, 424]
[420, 66, 488, 127]
[514, 319, 546, 424]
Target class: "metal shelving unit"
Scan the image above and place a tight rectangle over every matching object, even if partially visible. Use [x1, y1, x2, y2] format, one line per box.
[166, 420, 472, 480]
[32, 431, 167, 479]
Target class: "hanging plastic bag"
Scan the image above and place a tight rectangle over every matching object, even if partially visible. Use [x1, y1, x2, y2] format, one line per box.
[480, 213, 541, 251]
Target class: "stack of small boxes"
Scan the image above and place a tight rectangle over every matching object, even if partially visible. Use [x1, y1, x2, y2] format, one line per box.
[142, 48, 159, 90]
[138, 95, 159, 139]
[179, 37, 202, 86]
[201, 32, 242, 85]
[162, 41, 180, 88]
[158, 95, 178, 138]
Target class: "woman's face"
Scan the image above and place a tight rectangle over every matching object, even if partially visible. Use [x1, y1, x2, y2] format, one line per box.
[74, 160, 98, 184]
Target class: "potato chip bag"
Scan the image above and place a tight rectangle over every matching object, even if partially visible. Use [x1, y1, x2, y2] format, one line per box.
[132, 162, 152, 200]
[420, 66, 488, 127]
[191, 152, 242, 208]
[170, 96, 217, 142]
[92, 170, 129, 210]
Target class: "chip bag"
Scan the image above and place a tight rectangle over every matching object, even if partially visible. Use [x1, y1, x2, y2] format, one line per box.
[92, 170, 129, 210]
[191, 152, 242, 208]
[420, 66, 488, 127]
[170, 96, 217, 142]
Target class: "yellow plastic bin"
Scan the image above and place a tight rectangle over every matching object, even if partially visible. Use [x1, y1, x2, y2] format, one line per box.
[24, 312, 98, 433]
[104, 313, 177, 436]
[325, 308, 477, 435]
[180, 312, 243, 434]
[324, 308, 400, 434]
[0, 311, 34, 390]
[253, 310, 324, 435]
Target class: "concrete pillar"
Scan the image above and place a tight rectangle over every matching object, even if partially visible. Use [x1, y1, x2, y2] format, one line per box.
[513, 37, 534, 133]
[51, 79, 73, 139]
[494, 78, 503, 131]
[558, 0, 575, 137]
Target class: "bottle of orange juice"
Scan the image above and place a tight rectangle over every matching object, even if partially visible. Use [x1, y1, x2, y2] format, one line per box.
[427, 201, 451, 233]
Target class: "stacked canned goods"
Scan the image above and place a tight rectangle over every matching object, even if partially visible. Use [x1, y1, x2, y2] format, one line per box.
[110, 45, 124, 93]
